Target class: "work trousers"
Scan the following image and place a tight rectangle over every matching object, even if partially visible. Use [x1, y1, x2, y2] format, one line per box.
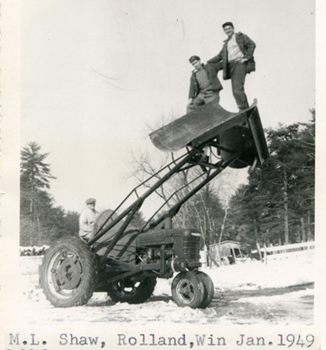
[229, 61, 249, 110]
[187, 89, 220, 114]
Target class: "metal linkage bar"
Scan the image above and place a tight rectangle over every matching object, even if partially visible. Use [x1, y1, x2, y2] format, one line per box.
[88, 147, 201, 247]
[143, 151, 242, 231]
[90, 150, 191, 243]
[141, 169, 209, 231]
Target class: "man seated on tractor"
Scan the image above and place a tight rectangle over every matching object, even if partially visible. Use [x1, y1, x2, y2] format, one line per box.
[91, 209, 138, 264]
[79, 198, 99, 242]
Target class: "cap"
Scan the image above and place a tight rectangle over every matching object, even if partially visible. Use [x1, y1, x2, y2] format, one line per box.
[86, 198, 96, 205]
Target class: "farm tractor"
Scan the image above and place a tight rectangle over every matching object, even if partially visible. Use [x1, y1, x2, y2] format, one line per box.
[39, 100, 269, 309]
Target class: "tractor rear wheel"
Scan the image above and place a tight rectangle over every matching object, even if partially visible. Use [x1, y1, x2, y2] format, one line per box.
[39, 237, 97, 307]
[107, 275, 157, 304]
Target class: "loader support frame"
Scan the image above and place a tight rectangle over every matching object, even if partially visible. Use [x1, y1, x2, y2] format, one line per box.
[40, 102, 269, 309]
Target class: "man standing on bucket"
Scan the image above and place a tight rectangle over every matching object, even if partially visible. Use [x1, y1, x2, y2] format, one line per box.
[207, 22, 256, 112]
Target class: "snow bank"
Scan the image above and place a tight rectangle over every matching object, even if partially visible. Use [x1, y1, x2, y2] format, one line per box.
[153, 252, 315, 296]
[205, 255, 314, 290]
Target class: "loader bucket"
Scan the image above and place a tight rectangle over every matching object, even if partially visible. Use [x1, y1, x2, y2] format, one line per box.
[149, 99, 269, 167]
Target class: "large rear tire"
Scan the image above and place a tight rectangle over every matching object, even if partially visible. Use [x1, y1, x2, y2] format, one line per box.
[171, 271, 205, 308]
[39, 237, 97, 307]
[107, 275, 157, 304]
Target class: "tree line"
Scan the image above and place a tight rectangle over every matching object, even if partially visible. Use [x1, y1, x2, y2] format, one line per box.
[20, 142, 79, 246]
[225, 110, 315, 250]
[20, 110, 315, 250]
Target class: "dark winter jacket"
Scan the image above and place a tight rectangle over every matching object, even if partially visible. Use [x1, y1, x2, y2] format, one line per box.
[188, 61, 223, 99]
[207, 32, 256, 80]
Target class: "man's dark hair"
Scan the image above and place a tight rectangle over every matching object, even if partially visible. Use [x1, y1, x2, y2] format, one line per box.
[222, 22, 234, 29]
[189, 55, 201, 63]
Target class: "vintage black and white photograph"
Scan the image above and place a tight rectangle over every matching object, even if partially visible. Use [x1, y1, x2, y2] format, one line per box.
[1, 0, 325, 349]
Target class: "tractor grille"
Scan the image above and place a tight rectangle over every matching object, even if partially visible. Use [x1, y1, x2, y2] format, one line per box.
[183, 234, 201, 261]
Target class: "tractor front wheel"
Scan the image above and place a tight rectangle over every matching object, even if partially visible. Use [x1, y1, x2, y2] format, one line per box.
[196, 271, 214, 308]
[171, 271, 205, 308]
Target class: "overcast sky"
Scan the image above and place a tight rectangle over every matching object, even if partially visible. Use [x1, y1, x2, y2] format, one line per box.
[20, 0, 315, 214]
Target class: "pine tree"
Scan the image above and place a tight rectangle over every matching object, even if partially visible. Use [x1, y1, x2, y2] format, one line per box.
[20, 142, 56, 245]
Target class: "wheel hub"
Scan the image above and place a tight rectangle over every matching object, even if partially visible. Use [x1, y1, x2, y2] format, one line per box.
[55, 255, 82, 290]
[177, 279, 195, 302]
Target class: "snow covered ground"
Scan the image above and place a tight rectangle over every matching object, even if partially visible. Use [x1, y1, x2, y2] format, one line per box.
[17, 250, 315, 326]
